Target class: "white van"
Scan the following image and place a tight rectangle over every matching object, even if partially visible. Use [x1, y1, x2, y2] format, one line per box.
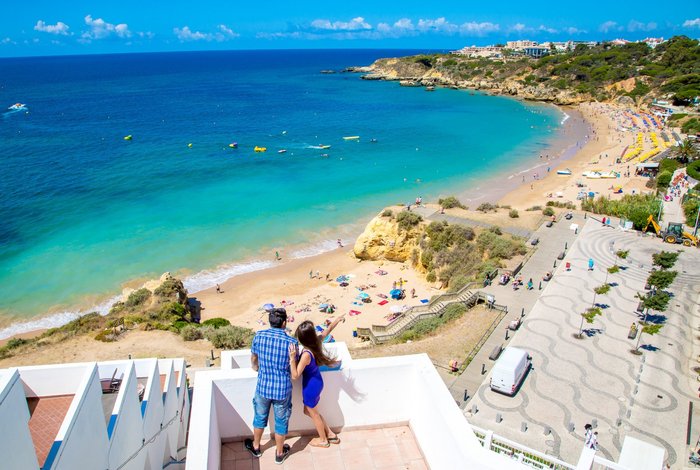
[490, 347, 531, 396]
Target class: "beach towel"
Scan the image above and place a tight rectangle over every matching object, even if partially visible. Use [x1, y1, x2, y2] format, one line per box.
[378, 300, 388, 306]
[420, 299, 429, 304]
[375, 270, 388, 275]
[352, 301, 362, 306]
[349, 310, 362, 316]
[377, 293, 388, 299]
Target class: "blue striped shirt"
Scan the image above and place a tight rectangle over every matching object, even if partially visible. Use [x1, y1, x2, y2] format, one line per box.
[252, 328, 298, 400]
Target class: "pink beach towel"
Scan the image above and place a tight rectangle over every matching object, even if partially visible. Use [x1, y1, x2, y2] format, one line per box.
[378, 300, 389, 306]
[349, 310, 362, 316]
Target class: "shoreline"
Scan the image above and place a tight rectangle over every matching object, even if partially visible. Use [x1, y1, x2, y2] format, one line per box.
[0, 98, 595, 344]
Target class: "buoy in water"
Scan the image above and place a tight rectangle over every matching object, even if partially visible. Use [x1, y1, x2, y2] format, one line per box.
[229, 142, 238, 148]
[188, 143, 193, 148]
[124, 135, 132, 141]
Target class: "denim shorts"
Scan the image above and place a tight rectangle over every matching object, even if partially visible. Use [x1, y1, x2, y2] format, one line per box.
[253, 392, 292, 435]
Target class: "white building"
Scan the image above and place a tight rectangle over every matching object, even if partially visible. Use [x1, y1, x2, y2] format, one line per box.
[451, 45, 504, 58]
[0, 345, 666, 470]
[506, 40, 539, 50]
[0, 358, 189, 470]
[187, 343, 665, 470]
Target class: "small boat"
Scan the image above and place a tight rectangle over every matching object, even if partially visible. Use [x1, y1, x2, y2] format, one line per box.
[278, 149, 287, 154]
[556, 169, 572, 175]
[319, 145, 331, 149]
[254, 146, 267, 152]
[123, 135, 132, 141]
[343, 136, 360, 141]
[321, 154, 329, 158]
[8, 103, 27, 111]
[370, 138, 378, 143]
[228, 142, 238, 148]
[425, 86, 435, 91]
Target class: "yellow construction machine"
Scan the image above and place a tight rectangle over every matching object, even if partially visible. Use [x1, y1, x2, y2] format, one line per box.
[644, 215, 698, 247]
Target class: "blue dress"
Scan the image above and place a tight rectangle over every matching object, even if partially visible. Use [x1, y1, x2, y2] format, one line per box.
[301, 350, 323, 408]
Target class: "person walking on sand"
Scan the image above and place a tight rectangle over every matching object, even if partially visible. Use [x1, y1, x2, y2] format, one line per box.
[216, 284, 222, 294]
[289, 317, 345, 448]
[588, 258, 595, 271]
[245, 308, 297, 464]
[275, 251, 281, 261]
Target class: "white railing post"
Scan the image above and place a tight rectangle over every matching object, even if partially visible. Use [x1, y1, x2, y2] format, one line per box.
[484, 430, 494, 450]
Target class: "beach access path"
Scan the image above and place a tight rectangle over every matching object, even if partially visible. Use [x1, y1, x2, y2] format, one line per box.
[463, 217, 700, 466]
[409, 204, 535, 239]
[441, 212, 582, 402]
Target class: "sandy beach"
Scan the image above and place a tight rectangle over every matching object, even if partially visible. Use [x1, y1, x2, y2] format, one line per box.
[0, 99, 658, 366]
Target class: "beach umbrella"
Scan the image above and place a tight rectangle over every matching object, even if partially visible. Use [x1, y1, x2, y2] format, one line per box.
[336, 275, 349, 283]
[358, 292, 370, 299]
[263, 303, 274, 312]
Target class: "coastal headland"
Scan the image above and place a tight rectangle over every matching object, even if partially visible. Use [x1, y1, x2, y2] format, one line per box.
[0, 51, 667, 369]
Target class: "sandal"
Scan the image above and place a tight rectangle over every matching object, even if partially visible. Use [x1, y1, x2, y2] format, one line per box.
[310, 440, 331, 448]
[328, 436, 341, 445]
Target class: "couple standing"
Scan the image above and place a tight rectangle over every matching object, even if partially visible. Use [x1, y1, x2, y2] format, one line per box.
[244, 307, 344, 464]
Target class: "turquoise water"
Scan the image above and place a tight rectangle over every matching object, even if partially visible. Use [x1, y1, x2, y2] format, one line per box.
[0, 50, 562, 336]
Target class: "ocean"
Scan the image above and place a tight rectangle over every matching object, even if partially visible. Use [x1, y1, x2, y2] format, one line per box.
[0, 49, 564, 338]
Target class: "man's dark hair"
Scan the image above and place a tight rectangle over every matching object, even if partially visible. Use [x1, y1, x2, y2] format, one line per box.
[269, 308, 287, 328]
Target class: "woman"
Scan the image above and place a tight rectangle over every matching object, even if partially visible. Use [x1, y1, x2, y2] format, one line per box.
[288, 316, 345, 447]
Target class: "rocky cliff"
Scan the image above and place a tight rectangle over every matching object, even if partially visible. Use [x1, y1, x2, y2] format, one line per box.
[353, 212, 423, 264]
[350, 56, 586, 105]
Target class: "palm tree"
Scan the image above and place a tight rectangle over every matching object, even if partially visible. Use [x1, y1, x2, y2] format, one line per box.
[672, 138, 699, 163]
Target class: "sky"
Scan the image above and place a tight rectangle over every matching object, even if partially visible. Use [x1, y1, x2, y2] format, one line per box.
[1, 0, 699, 57]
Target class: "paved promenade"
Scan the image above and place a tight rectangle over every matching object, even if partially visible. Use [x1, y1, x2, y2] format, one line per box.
[442, 212, 583, 402]
[464, 218, 700, 466]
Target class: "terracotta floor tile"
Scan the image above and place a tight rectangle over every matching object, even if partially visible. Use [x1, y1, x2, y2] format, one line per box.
[370, 443, 403, 468]
[220, 460, 236, 470]
[398, 438, 423, 462]
[222, 425, 428, 470]
[311, 449, 344, 469]
[341, 447, 373, 470]
[235, 460, 254, 470]
[383, 427, 412, 440]
[282, 449, 314, 469]
[408, 460, 428, 470]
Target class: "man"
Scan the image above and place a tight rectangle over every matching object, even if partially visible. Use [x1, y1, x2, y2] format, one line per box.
[245, 308, 298, 464]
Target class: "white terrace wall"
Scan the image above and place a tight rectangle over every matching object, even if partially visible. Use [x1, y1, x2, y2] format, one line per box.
[0, 358, 189, 470]
[106, 362, 147, 470]
[187, 349, 523, 470]
[0, 369, 39, 469]
[50, 363, 109, 470]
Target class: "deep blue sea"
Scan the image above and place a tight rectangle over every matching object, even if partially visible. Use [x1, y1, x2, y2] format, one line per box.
[0, 49, 563, 337]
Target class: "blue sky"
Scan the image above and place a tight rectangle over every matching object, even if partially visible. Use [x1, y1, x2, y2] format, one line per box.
[1, 0, 699, 57]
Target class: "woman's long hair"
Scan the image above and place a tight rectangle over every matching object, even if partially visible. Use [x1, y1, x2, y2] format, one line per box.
[295, 321, 336, 367]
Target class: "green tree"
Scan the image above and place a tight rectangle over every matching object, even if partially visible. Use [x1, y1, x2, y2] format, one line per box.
[672, 139, 699, 163]
[635, 322, 663, 352]
[640, 291, 671, 312]
[652, 251, 679, 269]
[646, 270, 678, 290]
[578, 307, 602, 338]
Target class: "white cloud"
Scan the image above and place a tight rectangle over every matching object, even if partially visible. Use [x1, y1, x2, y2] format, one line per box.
[538, 25, 558, 34]
[260, 16, 499, 40]
[310, 17, 371, 31]
[565, 26, 586, 35]
[511, 23, 528, 33]
[599, 20, 621, 33]
[684, 18, 700, 28]
[34, 20, 71, 36]
[82, 15, 131, 41]
[627, 20, 656, 32]
[174, 25, 239, 42]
